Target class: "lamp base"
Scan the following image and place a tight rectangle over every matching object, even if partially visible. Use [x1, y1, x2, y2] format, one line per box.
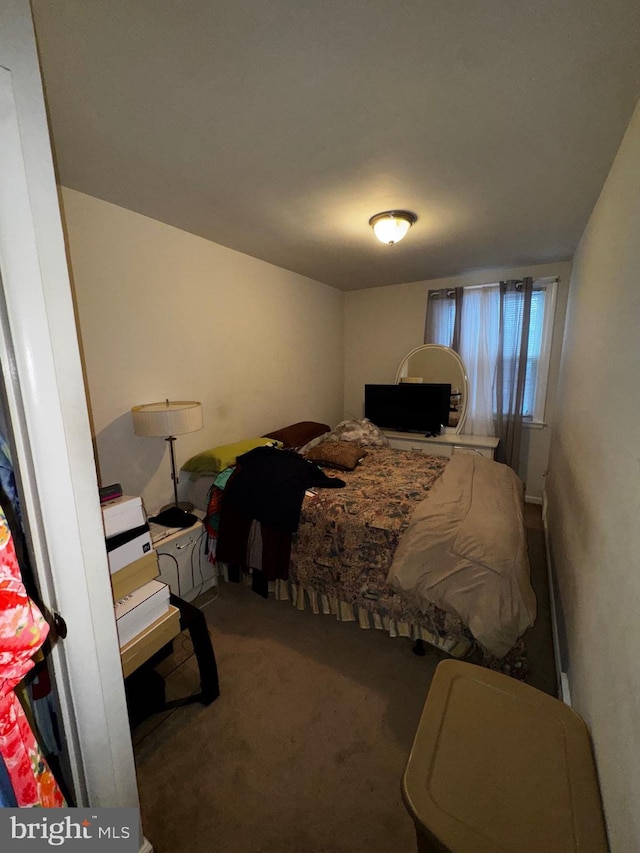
[149, 505, 198, 529]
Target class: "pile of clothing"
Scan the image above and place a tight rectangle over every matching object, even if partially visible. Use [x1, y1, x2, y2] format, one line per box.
[204, 445, 344, 596]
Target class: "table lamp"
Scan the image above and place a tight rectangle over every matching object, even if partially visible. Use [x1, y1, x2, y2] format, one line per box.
[131, 399, 204, 528]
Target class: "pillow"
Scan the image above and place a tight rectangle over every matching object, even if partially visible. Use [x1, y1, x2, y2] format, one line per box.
[304, 441, 367, 471]
[262, 421, 330, 449]
[186, 474, 217, 513]
[323, 418, 390, 447]
[182, 437, 282, 475]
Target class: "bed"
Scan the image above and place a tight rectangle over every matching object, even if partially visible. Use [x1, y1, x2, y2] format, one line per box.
[182, 419, 537, 676]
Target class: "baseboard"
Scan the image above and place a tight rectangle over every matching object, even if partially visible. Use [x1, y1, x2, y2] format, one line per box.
[524, 494, 542, 505]
[541, 488, 571, 705]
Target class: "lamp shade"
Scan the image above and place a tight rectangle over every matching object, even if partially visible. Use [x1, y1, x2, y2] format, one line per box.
[131, 400, 204, 437]
[369, 210, 417, 246]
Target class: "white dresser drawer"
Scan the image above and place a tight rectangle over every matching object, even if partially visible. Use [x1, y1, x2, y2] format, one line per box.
[386, 435, 452, 456]
[452, 445, 495, 459]
[384, 430, 498, 460]
[154, 521, 216, 601]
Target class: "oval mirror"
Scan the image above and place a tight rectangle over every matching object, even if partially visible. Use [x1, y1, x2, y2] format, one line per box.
[395, 344, 469, 434]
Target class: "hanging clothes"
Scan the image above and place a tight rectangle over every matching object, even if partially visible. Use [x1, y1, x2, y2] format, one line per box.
[0, 506, 64, 807]
[0, 429, 64, 769]
[0, 752, 17, 807]
[0, 435, 22, 528]
[203, 467, 235, 565]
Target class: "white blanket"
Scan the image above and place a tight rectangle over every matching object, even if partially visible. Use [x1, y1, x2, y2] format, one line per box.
[386, 453, 536, 657]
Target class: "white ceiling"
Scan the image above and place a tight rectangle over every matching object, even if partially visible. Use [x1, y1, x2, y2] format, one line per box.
[31, 1, 640, 291]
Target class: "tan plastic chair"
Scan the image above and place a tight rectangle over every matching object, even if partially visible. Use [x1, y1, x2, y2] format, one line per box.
[403, 659, 608, 853]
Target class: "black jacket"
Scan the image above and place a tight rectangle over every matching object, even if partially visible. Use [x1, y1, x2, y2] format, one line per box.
[220, 445, 344, 532]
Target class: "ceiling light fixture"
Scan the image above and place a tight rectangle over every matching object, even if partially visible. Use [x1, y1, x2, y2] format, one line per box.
[369, 210, 417, 246]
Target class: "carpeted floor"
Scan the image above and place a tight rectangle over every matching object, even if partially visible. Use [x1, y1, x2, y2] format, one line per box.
[133, 509, 556, 853]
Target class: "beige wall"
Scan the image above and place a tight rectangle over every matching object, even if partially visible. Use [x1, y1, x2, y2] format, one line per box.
[344, 261, 572, 501]
[546, 101, 640, 852]
[62, 189, 344, 515]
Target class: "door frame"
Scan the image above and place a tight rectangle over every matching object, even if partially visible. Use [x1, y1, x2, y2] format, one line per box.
[0, 0, 139, 810]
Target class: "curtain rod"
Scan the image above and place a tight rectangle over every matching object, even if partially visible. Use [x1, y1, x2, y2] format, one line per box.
[428, 276, 559, 297]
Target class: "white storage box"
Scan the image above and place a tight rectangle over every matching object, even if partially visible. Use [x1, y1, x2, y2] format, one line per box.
[106, 525, 153, 574]
[120, 605, 181, 678]
[101, 495, 146, 538]
[114, 579, 171, 648]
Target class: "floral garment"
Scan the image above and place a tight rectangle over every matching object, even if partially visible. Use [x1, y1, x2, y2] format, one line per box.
[0, 507, 64, 807]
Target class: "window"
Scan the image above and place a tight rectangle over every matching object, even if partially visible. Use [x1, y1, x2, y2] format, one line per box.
[426, 278, 557, 425]
[522, 279, 556, 423]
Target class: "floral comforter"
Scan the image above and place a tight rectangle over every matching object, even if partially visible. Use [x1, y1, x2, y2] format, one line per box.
[289, 446, 528, 676]
[290, 447, 464, 637]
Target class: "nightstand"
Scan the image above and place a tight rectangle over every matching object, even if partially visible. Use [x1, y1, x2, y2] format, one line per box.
[153, 520, 216, 601]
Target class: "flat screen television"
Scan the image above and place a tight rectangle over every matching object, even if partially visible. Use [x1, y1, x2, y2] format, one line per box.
[364, 383, 451, 436]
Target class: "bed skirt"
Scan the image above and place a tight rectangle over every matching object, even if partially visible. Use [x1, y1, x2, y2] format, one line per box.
[213, 562, 473, 659]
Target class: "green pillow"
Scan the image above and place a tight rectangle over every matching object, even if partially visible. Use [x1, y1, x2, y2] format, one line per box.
[182, 437, 282, 475]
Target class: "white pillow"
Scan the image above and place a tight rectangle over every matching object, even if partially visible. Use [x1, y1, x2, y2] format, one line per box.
[322, 418, 390, 447]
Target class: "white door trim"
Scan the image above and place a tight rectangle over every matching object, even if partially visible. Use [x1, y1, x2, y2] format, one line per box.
[0, 0, 139, 808]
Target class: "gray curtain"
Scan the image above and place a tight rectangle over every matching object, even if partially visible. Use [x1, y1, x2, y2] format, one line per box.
[424, 279, 533, 471]
[494, 278, 532, 468]
[423, 287, 463, 349]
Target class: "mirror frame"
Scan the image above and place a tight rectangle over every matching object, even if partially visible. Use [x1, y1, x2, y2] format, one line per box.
[394, 344, 469, 434]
